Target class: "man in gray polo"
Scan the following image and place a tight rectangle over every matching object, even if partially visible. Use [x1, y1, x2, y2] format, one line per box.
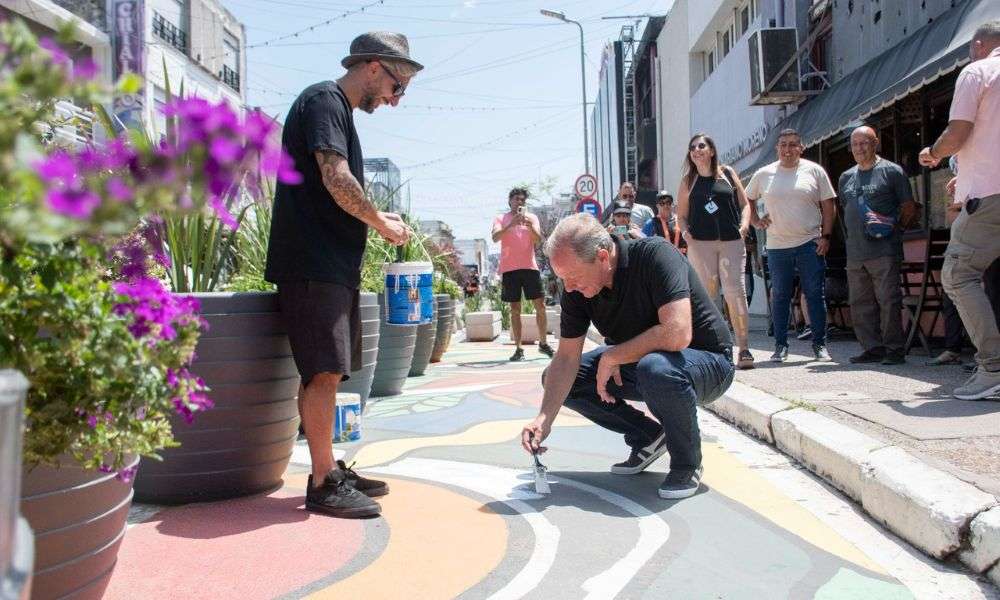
[840, 126, 917, 365]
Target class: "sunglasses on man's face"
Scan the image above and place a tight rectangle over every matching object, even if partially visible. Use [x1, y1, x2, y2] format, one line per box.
[689, 142, 709, 151]
[378, 61, 406, 97]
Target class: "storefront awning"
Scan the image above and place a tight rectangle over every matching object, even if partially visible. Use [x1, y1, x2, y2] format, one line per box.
[740, 0, 1000, 178]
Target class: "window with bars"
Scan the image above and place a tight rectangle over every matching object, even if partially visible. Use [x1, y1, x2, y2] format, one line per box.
[152, 12, 187, 54]
[221, 65, 240, 92]
[741, 6, 750, 34]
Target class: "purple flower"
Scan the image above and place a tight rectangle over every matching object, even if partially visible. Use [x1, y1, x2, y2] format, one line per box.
[106, 177, 133, 203]
[209, 136, 242, 164]
[116, 466, 138, 483]
[87, 414, 98, 428]
[38, 37, 70, 67]
[71, 57, 99, 81]
[243, 111, 275, 150]
[99, 464, 114, 474]
[166, 368, 179, 388]
[172, 397, 194, 424]
[209, 197, 239, 229]
[36, 151, 77, 183]
[47, 188, 100, 219]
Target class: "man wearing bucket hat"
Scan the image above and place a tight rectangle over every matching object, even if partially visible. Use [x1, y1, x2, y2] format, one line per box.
[265, 32, 422, 519]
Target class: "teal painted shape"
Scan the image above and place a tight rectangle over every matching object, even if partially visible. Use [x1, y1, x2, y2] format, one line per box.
[814, 568, 914, 600]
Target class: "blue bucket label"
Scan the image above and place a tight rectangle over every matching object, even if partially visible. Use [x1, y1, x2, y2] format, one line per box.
[385, 272, 434, 324]
[334, 402, 361, 442]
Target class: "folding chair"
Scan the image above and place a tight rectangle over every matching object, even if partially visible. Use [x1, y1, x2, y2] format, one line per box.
[901, 228, 950, 355]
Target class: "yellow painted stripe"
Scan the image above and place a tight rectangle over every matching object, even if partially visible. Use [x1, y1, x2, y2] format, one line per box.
[702, 443, 887, 574]
[301, 476, 508, 600]
[351, 417, 591, 468]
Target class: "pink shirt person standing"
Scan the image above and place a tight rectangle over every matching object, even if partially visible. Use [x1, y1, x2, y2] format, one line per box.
[919, 21, 1000, 400]
[491, 187, 553, 361]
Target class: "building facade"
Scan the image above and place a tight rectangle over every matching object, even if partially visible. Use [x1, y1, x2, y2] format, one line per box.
[589, 40, 626, 211]
[453, 238, 488, 278]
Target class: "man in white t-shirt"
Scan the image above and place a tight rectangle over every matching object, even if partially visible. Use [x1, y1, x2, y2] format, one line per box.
[919, 21, 1000, 400]
[746, 128, 838, 363]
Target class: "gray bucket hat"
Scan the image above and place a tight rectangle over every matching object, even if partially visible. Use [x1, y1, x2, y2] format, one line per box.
[342, 31, 424, 72]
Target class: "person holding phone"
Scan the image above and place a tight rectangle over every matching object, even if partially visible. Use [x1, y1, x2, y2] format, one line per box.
[676, 134, 754, 369]
[492, 187, 554, 361]
[607, 201, 645, 239]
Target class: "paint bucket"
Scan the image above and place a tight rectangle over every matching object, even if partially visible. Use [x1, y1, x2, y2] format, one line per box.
[383, 262, 434, 325]
[334, 393, 362, 442]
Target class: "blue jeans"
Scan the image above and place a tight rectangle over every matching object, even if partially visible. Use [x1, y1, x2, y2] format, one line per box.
[769, 240, 827, 347]
[555, 345, 734, 471]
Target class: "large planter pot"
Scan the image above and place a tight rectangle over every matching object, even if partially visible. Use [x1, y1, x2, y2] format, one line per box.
[371, 296, 418, 397]
[2, 370, 32, 600]
[519, 313, 540, 344]
[21, 455, 139, 600]
[133, 292, 300, 504]
[338, 292, 380, 410]
[408, 314, 438, 377]
[429, 294, 455, 363]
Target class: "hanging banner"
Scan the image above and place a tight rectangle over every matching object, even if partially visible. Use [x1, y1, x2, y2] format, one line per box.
[111, 0, 145, 130]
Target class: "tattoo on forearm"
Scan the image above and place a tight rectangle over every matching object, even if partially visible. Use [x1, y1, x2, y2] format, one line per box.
[316, 151, 377, 222]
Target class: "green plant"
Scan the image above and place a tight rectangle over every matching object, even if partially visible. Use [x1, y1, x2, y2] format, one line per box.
[520, 292, 536, 314]
[434, 273, 461, 299]
[485, 284, 511, 330]
[227, 185, 275, 292]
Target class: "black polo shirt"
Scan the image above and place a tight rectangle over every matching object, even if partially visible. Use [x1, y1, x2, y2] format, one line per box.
[265, 81, 366, 287]
[559, 237, 732, 353]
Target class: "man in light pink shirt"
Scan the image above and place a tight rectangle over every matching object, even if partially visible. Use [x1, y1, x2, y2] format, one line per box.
[491, 187, 553, 361]
[920, 21, 1000, 400]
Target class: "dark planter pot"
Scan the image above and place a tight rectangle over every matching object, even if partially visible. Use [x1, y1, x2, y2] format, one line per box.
[21, 455, 139, 600]
[430, 294, 455, 363]
[338, 292, 380, 410]
[408, 313, 438, 378]
[133, 292, 300, 505]
[371, 295, 418, 397]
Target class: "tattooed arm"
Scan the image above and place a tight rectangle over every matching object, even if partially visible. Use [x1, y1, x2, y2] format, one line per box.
[315, 150, 410, 245]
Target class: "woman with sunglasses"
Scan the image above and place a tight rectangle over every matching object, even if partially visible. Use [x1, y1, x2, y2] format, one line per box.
[676, 134, 754, 369]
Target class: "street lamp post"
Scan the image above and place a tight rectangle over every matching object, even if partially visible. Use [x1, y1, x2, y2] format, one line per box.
[541, 9, 589, 175]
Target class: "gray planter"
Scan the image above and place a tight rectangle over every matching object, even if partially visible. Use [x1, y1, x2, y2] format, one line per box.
[408, 313, 438, 377]
[1, 371, 32, 600]
[133, 292, 300, 504]
[430, 294, 455, 363]
[371, 295, 418, 397]
[21, 455, 139, 600]
[338, 292, 380, 409]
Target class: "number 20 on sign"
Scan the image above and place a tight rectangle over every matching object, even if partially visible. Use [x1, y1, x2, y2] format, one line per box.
[574, 174, 598, 199]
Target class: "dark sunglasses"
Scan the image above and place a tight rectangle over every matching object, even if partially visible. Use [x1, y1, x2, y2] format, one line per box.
[378, 61, 406, 97]
[689, 142, 709, 151]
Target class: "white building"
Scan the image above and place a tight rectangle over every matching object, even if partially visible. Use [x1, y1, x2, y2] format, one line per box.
[654, 0, 691, 198]
[453, 238, 488, 277]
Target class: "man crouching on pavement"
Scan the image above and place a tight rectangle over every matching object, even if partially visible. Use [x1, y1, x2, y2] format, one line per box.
[521, 213, 735, 498]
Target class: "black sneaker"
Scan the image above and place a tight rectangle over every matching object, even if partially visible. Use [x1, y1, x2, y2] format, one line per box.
[337, 460, 389, 497]
[770, 344, 789, 362]
[849, 349, 884, 364]
[305, 469, 381, 518]
[881, 350, 905, 365]
[510, 348, 525, 362]
[813, 344, 832, 362]
[610, 433, 667, 475]
[796, 326, 813, 341]
[538, 343, 555, 358]
[658, 466, 704, 499]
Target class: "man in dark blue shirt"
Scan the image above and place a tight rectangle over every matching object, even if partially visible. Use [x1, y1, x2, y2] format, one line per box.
[265, 32, 421, 519]
[521, 214, 734, 499]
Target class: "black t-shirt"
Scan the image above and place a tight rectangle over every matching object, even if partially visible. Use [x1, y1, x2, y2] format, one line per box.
[688, 173, 742, 241]
[559, 237, 732, 353]
[265, 81, 366, 287]
[838, 158, 912, 262]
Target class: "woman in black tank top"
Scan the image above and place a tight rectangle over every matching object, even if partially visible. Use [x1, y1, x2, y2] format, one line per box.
[676, 134, 755, 369]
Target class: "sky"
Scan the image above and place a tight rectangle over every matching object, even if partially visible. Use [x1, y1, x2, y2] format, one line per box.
[221, 0, 671, 245]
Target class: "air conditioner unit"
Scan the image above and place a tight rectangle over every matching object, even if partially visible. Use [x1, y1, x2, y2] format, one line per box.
[749, 28, 802, 105]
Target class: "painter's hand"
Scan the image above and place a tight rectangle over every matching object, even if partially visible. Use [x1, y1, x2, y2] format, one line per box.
[521, 415, 551, 455]
[376, 212, 411, 246]
[595, 351, 623, 404]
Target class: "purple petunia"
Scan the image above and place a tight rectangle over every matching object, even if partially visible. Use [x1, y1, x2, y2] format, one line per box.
[38, 37, 70, 67]
[46, 188, 100, 219]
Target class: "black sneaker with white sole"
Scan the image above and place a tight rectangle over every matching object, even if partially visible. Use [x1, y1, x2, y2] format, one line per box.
[610, 433, 667, 475]
[305, 469, 381, 518]
[336, 459, 389, 497]
[658, 465, 704, 499]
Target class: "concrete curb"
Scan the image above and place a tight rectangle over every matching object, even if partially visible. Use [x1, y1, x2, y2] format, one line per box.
[708, 382, 1000, 578]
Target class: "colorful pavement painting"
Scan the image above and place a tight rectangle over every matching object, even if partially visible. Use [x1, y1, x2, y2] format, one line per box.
[106, 338, 995, 600]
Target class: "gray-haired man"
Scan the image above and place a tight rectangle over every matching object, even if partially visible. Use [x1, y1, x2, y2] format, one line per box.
[265, 32, 421, 518]
[520, 214, 734, 499]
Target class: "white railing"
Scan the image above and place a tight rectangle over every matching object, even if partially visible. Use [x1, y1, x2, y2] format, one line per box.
[50, 99, 96, 146]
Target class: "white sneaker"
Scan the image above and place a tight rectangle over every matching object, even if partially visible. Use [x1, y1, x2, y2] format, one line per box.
[610, 433, 667, 475]
[954, 369, 1000, 400]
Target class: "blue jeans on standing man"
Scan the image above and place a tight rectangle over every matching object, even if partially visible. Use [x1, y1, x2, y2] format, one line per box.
[769, 239, 828, 347]
[552, 345, 734, 471]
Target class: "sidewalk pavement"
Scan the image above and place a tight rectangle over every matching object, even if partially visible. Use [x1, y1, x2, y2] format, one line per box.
[711, 325, 1000, 582]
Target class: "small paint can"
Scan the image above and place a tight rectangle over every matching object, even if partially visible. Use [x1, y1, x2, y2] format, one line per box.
[334, 393, 362, 442]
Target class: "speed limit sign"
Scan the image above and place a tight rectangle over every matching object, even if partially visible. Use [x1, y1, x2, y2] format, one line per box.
[574, 174, 598, 199]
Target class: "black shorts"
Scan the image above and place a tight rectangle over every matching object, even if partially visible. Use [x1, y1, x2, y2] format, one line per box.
[277, 281, 361, 387]
[501, 269, 543, 303]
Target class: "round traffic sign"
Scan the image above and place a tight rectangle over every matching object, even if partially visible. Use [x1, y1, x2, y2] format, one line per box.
[574, 174, 598, 199]
[575, 197, 602, 220]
